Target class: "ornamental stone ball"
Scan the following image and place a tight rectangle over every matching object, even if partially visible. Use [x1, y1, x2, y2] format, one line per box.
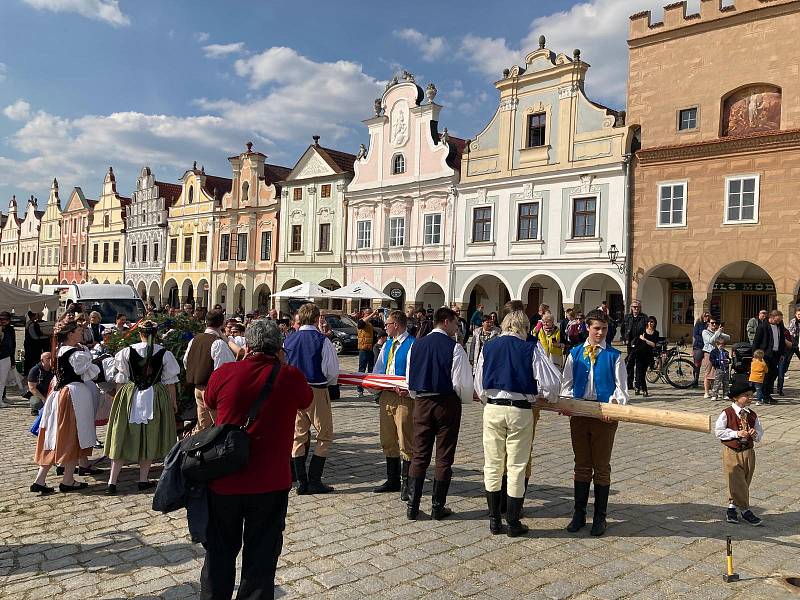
[425, 83, 437, 104]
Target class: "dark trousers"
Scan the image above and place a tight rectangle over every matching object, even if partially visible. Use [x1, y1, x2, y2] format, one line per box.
[633, 350, 651, 392]
[763, 354, 780, 397]
[570, 416, 618, 486]
[625, 346, 636, 389]
[409, 393, 462, 482]
[357, 350, 375, 393]
[201, 489, 289, 600]
[777, 347, 800, 392]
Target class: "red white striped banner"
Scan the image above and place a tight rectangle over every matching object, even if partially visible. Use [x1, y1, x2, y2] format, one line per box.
[337, 372, 408, 391]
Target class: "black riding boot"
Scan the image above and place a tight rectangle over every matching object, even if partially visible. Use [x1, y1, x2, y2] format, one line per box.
[373, 457, 401, 493]
[590, 484, 610, 536]
[505, 496, 528, 537]
[293, 455, 308, 495]
[566, 481, 591, 532]
[499, 474, 508, 514]
[406, 476, 425, 520]
[431, 479, 453, 520]
[306, 455, 334, 494]
[486, 490, 505, 535]
[399, 460, 411, 502]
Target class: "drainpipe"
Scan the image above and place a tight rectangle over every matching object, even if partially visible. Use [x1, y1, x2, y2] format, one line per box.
[447, 183, 458, 306]
[622, 152, 633, 306]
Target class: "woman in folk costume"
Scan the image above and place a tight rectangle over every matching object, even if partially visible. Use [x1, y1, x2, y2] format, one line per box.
[561, 309, 629, 537]
[104, 321, 179, 495]
[537, 313, 565, 369]
[30, 320, 101, 495]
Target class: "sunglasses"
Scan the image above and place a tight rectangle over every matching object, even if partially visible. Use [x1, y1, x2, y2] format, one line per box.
[710, 322, 719, 325]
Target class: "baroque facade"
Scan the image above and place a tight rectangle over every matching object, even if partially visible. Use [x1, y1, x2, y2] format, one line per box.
[86, 168, 129, 285]
[124, 167, 181, 306]
[346, 75, 463, 311]
[38, 179, 62, 286]
[0, 197, 21, 284]
[17, 196, 43, 288]
[456, 39, 631, 319]
[628, 0, 800, 341]
[59, 187, 94, 284]
[275, 137, 355, 313]
[164, 163, 231, 308]
[212, 143, 290, 314]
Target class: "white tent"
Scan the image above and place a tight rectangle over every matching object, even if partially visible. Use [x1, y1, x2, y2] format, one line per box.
[270, 282, 332, 300]
[327, 281, 392, 301]
[0, 281, 59, 314]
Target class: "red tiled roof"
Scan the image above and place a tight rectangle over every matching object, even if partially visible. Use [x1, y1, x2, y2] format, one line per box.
[202, 174, 233, 199]
[263, 163, 292, 184]
[155, 181, 182, 207]
[318, 146, 356, 174]
[446, 136, 467, 172]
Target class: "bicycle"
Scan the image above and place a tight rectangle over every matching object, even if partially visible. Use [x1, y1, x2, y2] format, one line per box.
[646, 335, 696, 389]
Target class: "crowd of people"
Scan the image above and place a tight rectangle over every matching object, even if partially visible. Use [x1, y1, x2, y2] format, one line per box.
[1, 294, 773, 599]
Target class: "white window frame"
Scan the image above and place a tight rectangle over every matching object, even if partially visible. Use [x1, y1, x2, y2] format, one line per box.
[356, 220, 371, 250]
[391, 153, 406, 175]
[471, 205, 493, 243]
[677, 107, 698, 131]
[724, 174, 760, 225]
[656, 180, 688, 228]
[389, 216, 405, 247]
[569, 195, 598, 239]
[423, 213, 442, 245]
[515, 201, 541, 241]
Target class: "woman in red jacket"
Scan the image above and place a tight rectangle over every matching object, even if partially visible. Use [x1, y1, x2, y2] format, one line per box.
[201, 319, 313, 600]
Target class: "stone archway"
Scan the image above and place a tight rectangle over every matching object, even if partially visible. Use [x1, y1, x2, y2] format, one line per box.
[518, 272, 566, 321]
[708, 261, 777, 342]
[415, 281, 445, 312]
[460, 273, 512, 320]
[216, 283, 228, 310]
[638, 264, 695, 341]
[181, 279, 195, 307]
[148, 281, 161, 308]
[279, 279, 302, 316]
[254, 284, 272, 313]
[382, 281, 406, 311]
[163, 279, 179, 308]
[319, 279, 342, 311]
[136, 281, 147, 302]
[197, 278, 209, 308]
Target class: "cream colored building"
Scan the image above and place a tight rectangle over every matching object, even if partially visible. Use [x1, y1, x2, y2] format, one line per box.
[0, 196, 21, 285]
[87, 168, 129, 285]
[164, 163, 231, 308]
[38, 179, 62, 285]
[18, 196, 43, 289]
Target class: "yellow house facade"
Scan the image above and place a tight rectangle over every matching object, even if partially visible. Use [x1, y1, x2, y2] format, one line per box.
[87, 167, 130, 285]
[163, 163, 231, 308]
[38, 178, 62, 286]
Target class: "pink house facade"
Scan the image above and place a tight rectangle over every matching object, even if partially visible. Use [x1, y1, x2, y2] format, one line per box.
[345, 74, 463, 310]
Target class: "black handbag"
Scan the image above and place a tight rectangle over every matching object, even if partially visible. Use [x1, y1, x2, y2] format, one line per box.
[182, 362, 281, 483]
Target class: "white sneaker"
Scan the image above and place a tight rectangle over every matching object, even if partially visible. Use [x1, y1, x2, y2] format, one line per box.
[754, 401, 762, 406]
[703, 393, 710, 399]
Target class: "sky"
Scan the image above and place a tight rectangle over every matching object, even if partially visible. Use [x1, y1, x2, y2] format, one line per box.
[0, 0, 701, 208]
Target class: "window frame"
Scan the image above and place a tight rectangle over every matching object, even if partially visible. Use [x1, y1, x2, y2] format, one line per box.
[260, 230, 272, 261]
[388, 216, 405, 247]
[103, 242, 109, 263]
[198, 234, 208, 262]
[141, 243, 147, 263]
[423, 213, 442, 245]
[656, 180, 688, 228]
[293, 188, 302, 201]
[526, 112, 547, 148]
[677, 106, 698, 132]
[391, 154, 406, 175]
[219, 233, 230, 261]
[571, 196, 598, 239]
[291, 225, 303, 253]
[131, 244, 137, 263]
[471, 206, 493, 243]
[724, 174, 760, 225]
[318, 223, 331, 252]
[169, 238, 177, 263]
[183, 236, 192, 263]
[516, 201, 540, 241]
[356, 220, 372, 250]
[320, 184, 331, 198]
[236, 233, 247, 262]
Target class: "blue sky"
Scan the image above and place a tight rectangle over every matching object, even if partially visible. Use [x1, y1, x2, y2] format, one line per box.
[0, 0, 689, 207]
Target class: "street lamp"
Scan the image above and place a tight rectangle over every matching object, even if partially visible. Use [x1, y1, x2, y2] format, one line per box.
[607, 243, 627, 275]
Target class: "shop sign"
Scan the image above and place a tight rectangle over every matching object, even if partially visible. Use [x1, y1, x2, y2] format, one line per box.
[389, 288, 403, 299]
[712, 282, 775, 292]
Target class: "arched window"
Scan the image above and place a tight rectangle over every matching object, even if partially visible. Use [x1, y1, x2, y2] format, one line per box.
[392, 154, 406, 175]
[188, 185, 194, 204]
[103, 214, 110, 228]
[721, 84, 781, 137]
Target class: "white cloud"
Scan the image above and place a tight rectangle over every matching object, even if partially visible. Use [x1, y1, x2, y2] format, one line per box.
[3, 100, 31, 121]
[197, 32, 210, 43]
[393, 28, 448, 62]
[460, 34, 518, 80]
[21, 0, 130, 26]
[202, 42, 246, 59]
[0, 63, 6, 82]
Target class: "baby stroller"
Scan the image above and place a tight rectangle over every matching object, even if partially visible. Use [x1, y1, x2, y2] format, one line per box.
[730, 342, 753, 388]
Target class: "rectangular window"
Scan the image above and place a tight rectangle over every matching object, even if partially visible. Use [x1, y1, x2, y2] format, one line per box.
[472, 207, 492, 242]
[527, 112, 546, 147]
[320, 184, 331, 198]
[141, 244, 147, 262]
[103, 242, 109, 263]
[219, 233, 230, 261]
[678, 107, 697, 131]
[236, 233, 247, 261]
[725, 176, 759, 224]
[260, 231, 272, 261]
[671, 291, 692, 325]
[658, 182, 687, 227]
[72, 220, 77, 233]
[198, 235, 208, 262]
[131, 244, 137, 262]
[93, 243, 99, 263]
[423, 214, 442, 245]
[517, 202, 539, 240]
[183, 236, 193, 262]
[112, 241, 119, 262]
[169, 238, 177, 263]
[356, 220, 371, 250]
[389, 217, 405, 247]
[572, 197, 597, 238]
[79, 244, 84, 264]
[293, 188, 302, 201]
[153, 242, 158, 261]
[291, 225, 302, 252]
[63, 246, 68, 265]
[318, 223, 331, 252]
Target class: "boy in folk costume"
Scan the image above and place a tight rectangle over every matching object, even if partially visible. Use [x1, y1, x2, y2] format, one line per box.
[561, 310, 629, 536]
[714, 381, 764, 526]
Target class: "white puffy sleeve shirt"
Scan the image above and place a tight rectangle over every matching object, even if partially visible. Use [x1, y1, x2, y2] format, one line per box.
[114, 342, 181, 386]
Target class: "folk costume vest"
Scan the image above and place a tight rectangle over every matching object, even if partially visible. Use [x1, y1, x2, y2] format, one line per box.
[54, 347, 82, 390]
[185, 333, 218, 386]
[722, 407, 757, 451]
[129, 347, 167, 390]
[570, 343, 621, 403]
[375, 335, 414, 377]
[408, 332, 456, 395]
[482, 336, 538, 395]
[284, 328, 327, 385]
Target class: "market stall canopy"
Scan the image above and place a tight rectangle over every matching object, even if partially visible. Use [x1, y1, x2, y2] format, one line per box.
[327, 281, 392, 301]
[270, 282, 332, 299]
[0, 281, 59, 313]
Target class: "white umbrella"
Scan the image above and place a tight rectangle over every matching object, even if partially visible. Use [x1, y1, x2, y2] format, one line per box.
[327, 281, 392, 301]
[270, 282, 332, 299]
[0, 281, 59, 313]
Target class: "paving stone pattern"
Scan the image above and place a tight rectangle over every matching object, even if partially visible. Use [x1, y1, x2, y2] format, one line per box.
[1, 353, 799, 599]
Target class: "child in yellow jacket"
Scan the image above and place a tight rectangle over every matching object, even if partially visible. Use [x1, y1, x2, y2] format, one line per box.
[749, 349, 768, 405]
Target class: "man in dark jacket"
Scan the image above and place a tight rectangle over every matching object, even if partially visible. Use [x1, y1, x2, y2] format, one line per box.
[621, 301, 648, 389]
[0, 312, 16, 407]
[753, 310, 788, 404]
[692, 311, 711, 385]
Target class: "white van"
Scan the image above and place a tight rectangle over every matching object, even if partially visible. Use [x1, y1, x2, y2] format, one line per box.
[40, 284, 146, 327]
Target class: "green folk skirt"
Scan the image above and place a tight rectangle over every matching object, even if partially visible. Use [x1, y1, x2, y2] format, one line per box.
[104, 382, 177, 462]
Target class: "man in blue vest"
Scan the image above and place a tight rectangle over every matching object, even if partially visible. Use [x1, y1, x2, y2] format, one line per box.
[405, 307, 473, 520]
[372, 310, 415, 499]
[561, 309, 629, 536]
[474, 309, 562, 537]
[284, 303, 339, 495]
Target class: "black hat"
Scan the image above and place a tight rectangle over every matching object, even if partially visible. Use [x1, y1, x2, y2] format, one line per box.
[728, 381, 755, 399]
[139, 320, 159, 336]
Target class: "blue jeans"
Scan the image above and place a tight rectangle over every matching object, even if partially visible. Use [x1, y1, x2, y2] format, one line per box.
[358, 350, 375, 394]
[752, 382, 764, 402]
[777, 347, 800, 393]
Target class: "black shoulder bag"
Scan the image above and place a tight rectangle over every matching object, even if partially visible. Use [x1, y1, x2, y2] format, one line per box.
[182, 362, 281, 483]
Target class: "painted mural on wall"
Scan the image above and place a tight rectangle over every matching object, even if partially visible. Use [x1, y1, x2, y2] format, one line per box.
[722, 85, 781, 137]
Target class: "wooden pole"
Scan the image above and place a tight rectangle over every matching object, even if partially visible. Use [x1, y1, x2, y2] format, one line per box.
[534, 397, 713, 434]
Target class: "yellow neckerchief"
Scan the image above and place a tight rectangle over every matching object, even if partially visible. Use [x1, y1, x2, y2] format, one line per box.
[538, 328, 561, 356]
[386, 338, 400, 371]
[583, 343, 601, 364]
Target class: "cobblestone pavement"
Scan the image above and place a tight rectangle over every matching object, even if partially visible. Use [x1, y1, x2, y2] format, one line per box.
[1, 352, 799, 599]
